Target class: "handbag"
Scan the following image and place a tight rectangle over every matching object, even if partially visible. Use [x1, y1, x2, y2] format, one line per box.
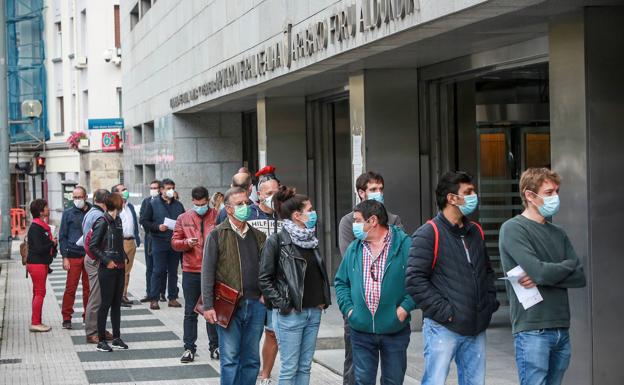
[19, 236, 28, 265]
[196, 281, 240, 328]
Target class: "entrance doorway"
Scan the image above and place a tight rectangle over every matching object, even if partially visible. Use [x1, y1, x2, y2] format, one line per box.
[307, 94, 351, 279]
[423, 62, 550, 300]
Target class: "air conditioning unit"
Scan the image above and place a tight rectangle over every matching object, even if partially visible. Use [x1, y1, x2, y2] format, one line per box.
[74, 56, 88, 69]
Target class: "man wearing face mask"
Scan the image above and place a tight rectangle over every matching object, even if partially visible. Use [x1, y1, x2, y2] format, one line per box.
[335, 200, 416, 385]
[171, 186, 220, 363]
[139, 180, 165, 303]
[201, 186, 267, 385]
[216, 171, 254, 225]
[406, 171, 498, 385]
[59, 186, 92, 329]
[140, 178, 185, 310]
[112, 184, 141, 307]
[499, 168, 585, 385]
[337, 171, 403, 385]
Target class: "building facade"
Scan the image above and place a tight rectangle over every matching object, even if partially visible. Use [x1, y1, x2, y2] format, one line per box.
[7, 0, 124, 225]
[121, 1, 624, 384]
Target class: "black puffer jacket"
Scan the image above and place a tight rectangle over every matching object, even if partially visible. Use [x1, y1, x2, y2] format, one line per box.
[259, 230, 331, 314]
[88, 213, 126, 269]
[406, 213, 499, 336]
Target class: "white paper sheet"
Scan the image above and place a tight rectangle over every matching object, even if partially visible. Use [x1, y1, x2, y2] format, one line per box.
[500, 265, 543, 310]
[164, 217, 177, 230]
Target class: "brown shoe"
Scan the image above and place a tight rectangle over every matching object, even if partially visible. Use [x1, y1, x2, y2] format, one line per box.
[168, 299, 182, 308]
[30, 324, 52, 332]
[150, 300, 160, 310]
[86, 335, 99, 344]
[105, 330, 114, 341]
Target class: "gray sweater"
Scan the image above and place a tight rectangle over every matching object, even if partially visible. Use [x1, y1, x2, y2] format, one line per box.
[338, 210, 403, 256]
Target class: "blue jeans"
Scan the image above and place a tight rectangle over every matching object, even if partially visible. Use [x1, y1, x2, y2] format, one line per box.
[273, 308, 322, 385]
[421, 318, 486, 385]
[149, 239, 180, 300]
[217, 298, 266, 385]
[182, 272, 218, 351]
[350, 325, 411, 385]
[514, 328, 571, 385]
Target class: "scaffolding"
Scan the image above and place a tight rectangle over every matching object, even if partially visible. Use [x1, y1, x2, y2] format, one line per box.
[5, 0, 48, 145]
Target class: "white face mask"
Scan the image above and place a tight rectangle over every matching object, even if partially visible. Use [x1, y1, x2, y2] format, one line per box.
[73, 199, 85, 209]
[149, 189, 159, 198]
[165, 189, 175, 199]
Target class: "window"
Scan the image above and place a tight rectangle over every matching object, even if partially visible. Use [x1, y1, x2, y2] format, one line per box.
[56, 97, 65, 133]
[143, 121, 154, 143]
[145, 164, 156, 184]
[68, 17, 75, 55]
[117, 87, 123, 118]
[82, 90, 89, 130]
[79, 9, 87, 56]
[54, 22, 62, 59]
[140, 0, 151, 18]
[133, 125, 142, 144]
[130, 3, 139, 30]
[135, 165, 144, 185]
[114, 5, 121, 48]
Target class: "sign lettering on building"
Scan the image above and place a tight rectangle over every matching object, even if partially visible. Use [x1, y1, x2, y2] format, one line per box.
[170, 0, 417, 109]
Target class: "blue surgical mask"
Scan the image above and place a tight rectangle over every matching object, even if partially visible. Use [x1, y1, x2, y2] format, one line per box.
[457, 194, 478, 216]
[352, 222, 369, 241]
[304, 211, 317, 229]
[537, 194, 560, 217]
[367, 191, 384, 204]
[193, 204, 208, 216]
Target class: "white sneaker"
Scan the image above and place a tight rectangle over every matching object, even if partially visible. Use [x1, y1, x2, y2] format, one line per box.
[29, 324, 51, 332]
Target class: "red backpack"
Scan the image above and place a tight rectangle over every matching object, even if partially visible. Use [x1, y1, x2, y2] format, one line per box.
[427, 219, 485, 269]
[84, 216, 112, 260]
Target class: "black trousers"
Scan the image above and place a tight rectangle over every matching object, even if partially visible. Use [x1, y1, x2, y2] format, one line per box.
[98, 267, 124, 340]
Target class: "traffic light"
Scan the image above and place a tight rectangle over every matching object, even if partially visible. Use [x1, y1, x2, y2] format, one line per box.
[35, 156, 46, 174]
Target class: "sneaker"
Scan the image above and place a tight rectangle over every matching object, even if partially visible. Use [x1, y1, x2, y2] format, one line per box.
[159, 294, 167, 302]
[29, 324, 51, 333]
[62, 320, 72, 329]
[150, 300, 160, 310]
[180, 349, 195, 363]
[112, 338, 129, 350]
[168, 299, 182, 308]
[210, 347, 220, 360]
[259, 379, 273, 385]
[96, 341, 112, 352]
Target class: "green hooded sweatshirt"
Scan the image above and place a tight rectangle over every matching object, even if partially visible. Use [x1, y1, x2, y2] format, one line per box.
[335, 225, 416, 334]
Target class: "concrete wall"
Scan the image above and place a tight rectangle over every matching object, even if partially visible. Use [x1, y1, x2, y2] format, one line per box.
[124, 112, 242, 209]
[550, 7, 624, 385]
[351, 69, 420, 232]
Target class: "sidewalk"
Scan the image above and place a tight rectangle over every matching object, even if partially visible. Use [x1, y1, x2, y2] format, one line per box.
[1, 242, 518, 384]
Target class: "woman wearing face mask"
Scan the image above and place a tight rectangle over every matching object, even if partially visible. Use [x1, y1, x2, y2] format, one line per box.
[89, 192, 129, 352]
[258, 186, 331, 385]
[26, 199, 58, 332]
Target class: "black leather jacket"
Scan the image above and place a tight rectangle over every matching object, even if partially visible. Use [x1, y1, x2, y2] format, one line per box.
[259, 230, 331, 314]
[88, 213, 126, 268]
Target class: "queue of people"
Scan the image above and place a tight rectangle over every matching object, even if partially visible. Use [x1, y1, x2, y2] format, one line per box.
[23, 165, 585, 385]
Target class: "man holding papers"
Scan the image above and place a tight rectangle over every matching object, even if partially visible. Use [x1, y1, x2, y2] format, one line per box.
[140, 178, 185, 310]
[499, 167, 586, 385]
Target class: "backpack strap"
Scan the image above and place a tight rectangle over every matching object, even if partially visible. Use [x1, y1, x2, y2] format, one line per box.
[470, 221, 485, 240]
[426, 220, 439, 269]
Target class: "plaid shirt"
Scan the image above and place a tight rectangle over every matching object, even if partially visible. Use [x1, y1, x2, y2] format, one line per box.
[362, 230, 392, 315]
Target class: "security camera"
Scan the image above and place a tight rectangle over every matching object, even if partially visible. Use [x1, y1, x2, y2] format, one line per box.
[102, 49, 113, 62]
